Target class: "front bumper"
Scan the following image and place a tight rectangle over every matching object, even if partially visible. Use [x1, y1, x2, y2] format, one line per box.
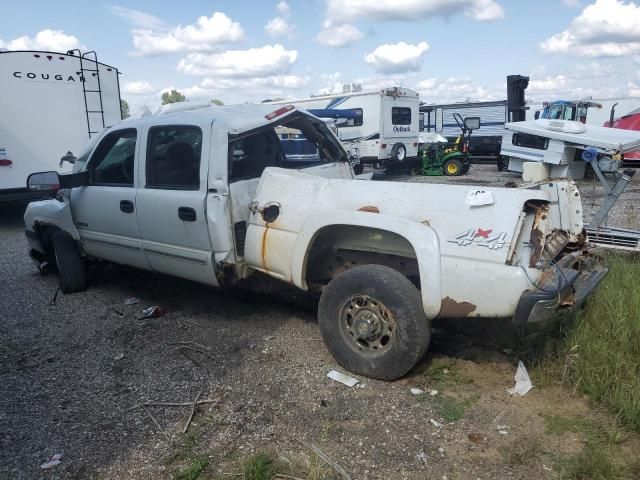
[512, 250, 608, 329]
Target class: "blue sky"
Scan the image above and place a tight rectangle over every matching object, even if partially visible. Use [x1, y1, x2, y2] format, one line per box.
[2, 0, 640, 113]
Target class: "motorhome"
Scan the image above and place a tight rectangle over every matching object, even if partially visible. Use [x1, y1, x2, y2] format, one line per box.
[268, 86, 420, 166]
[0, 50, 122, 201]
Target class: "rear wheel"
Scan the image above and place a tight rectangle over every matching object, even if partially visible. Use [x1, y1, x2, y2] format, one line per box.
[390, 143, 407, 162]
[51, 231, 86, 294]
[318, 265, 431, 380]
[443, 158, 463, 176]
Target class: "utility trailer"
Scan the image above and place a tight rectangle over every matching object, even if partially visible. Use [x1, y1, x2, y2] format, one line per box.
[267, 87, 420, 166]
[0, 50, 122, 201]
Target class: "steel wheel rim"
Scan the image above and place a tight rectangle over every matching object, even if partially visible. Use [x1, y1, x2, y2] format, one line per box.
[397, 146, 406, 161]
[338, 294, 396, 358]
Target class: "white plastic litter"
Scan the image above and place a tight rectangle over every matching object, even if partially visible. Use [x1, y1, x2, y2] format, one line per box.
[327, 370, 359, 387]
[124, 297, 140, 305]
[430, 419, 442, 428]
[40, 453, 62, 469]
[466, 189, 494, 207]
[428, 389, 439, 396]
[410, 388, 424, 395]
[506, 361, 533, 396]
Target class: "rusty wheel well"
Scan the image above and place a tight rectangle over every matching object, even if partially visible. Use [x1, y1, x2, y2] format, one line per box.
[304, 225, 420, 294]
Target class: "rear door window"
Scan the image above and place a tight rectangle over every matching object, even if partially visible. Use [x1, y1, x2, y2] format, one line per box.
[146, 126, 202, 190]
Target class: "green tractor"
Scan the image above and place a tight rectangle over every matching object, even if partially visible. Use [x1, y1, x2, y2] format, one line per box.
[418, 114, 480, 176]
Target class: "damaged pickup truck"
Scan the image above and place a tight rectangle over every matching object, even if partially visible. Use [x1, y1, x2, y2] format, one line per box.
[24, 103, 607, 380]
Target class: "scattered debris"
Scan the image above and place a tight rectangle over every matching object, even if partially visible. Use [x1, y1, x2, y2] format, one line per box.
[327, 370, 359, 387]
[137, 305, 166, 320]
[416, 450, 428, 464]
[263, 335, 276, 341]
[506, 361, 533, 396]
[40, 453, 62, 469]
[142, 405, 168, 438]
[124, 297, 140, 305]
[467, 432, 485, 444]
[320, 399, 328, 407]
[182, 391, 201, 434]
[498, 430, 509, 435]
[430, 419, 442, 428]
[298, 439, 351, 480]
[114, 353, 124, 361]
[410, 388, 424, 395]
[428, 389, 439, 396]
[49, 287, 60, 306]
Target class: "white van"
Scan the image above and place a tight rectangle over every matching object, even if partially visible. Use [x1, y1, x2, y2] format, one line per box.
[0, 50, 122, 201]
[268, 87, 419, 165]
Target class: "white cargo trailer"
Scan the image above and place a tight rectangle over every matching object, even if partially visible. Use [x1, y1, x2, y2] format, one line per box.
[268, 87, 420, 165]
[0, 50, 122, 200]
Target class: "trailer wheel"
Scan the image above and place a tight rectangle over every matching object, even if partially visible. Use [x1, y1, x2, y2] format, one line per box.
[390, 143, 407, 162]
[443, 158, 463, 176]
[51, 231, 86, 294]
[318, 265, 431, 380]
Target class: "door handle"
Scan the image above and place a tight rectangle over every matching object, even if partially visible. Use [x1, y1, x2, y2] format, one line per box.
[120, 200, 134, 213]
[178, 206, 196, 222]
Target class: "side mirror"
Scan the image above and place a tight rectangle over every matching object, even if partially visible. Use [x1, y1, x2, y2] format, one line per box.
[534, 111, 540, 120]
[463, 116, 480, 131]
[27, 171, 60, 192]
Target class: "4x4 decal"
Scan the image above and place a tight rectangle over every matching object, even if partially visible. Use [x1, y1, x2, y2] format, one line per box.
[447, 228, 509, 250]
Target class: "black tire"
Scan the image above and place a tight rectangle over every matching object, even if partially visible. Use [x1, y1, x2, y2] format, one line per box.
[352, 163, 364, 175]
[462, 163, 471, 174]
[443, 158, 463, 176]
[318, 264, 431, 380]
[390, 143, 407, 162]
[51, 231, 86, 294]
[496, 155, 505, 172]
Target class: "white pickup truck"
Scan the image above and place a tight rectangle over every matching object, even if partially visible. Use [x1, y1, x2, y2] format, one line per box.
[24, 103, 606, 380]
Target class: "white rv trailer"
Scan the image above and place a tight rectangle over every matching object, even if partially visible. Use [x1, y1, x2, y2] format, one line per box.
[0, 50, 122, 200]
[268, 87, 420, 165]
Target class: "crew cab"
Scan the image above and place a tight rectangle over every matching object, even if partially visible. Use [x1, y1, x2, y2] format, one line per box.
[24, 103, 606, 380]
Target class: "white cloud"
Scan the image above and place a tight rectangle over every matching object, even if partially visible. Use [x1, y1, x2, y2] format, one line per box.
[316, 23, 364, 47]
[265, 1, 295, 38]
[277, 1, 291, 16]
[528, 75, 570, 92]
[177, 44, 298, 78]
[110, 5, 165, 29]
[364, 41, 430, 73]
[265, 17, 295, 38]
[130, 12, 244, 56]
[325, 0, 504, 23]
[541, 0, 640, 57]
[122, 81, 158, 95]
[416, 76, 499, 103]
[0, 29, 84, 52]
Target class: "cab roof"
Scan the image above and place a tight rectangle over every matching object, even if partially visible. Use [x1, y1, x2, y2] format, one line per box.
[119, 103, 303, 134]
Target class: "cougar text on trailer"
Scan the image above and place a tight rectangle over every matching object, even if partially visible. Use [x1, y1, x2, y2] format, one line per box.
[0, 50, 122, 201]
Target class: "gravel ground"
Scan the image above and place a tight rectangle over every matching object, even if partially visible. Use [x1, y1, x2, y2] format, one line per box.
[1, 166, 638, 479]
